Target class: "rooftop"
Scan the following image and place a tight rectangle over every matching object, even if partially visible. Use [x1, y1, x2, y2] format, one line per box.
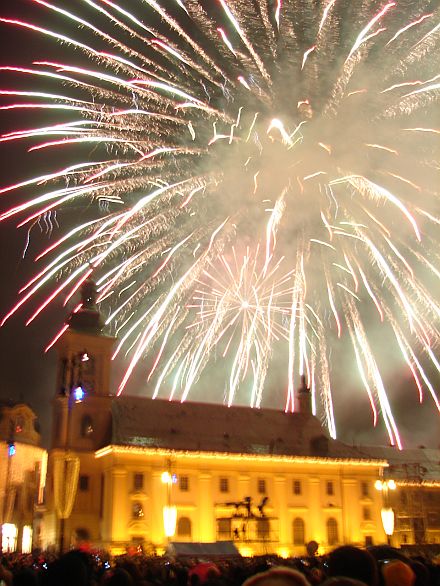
[111, 396, 377, 460]
[357, 445, 440, 482]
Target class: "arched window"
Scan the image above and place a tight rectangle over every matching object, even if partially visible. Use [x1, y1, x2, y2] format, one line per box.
[15, 416, 25, 434]
[293, 517, 305, 545]
[177, 517, 192, 538]
[81, 415, 94, 437]
[327, 517, 339, 546]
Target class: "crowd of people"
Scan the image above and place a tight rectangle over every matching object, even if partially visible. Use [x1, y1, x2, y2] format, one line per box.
[0, 545, 438, 586]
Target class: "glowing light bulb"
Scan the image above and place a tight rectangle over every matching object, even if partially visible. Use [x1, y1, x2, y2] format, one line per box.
[73, 386, 85, 402]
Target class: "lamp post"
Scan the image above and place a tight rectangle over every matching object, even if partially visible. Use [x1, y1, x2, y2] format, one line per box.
[161, 463, 177, 544]
[375, 478, 396, 545]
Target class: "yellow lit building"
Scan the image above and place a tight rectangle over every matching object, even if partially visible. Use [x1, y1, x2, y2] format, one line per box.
[0, 401, 47, 552]
[41, 281, 392, 555]
[359, 445, 440, 547]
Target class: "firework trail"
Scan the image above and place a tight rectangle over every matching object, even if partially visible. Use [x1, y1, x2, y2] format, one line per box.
[1, 0, 439, 447]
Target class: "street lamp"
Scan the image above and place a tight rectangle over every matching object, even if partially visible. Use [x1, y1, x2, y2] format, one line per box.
[161, 468, 177, 540]
[375, 478, 396, 544]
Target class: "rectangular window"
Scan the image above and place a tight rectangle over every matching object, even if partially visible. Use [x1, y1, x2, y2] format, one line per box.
[398, 517, 411, 531]
[258, 479, 266, 494]
[79, 475, 89, 491]
[133, 473, 144, 491]
[361, 481, 369, 498]
[217, 518, 231, 540]
[363, 506, 371, 520]
[427, 512, 440, 527]
[179, 476, 189, 492]
[257, 518, 270, 539]
[219, 477, 229, 493]
[326, 481, 334, 496]
[293, 480, 302, 495]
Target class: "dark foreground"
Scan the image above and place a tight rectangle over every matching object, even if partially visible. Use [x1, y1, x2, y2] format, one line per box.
[0, 545, 438, 586]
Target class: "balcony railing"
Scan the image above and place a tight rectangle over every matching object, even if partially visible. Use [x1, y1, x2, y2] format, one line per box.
[216, 516, 279, 543]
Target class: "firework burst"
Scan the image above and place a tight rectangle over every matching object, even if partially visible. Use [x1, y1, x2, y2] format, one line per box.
[1, 0, 439, 446]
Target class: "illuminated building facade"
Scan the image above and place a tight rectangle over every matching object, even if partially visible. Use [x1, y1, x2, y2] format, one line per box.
[360, 445, 440, 547]
[40, 280, 392, 555]
[44, 394, 390, 555]
[0, 401, 46, 552]
[0, 282, 435, 554]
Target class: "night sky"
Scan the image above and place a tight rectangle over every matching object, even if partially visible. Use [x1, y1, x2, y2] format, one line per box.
[0, 1, 439, 450]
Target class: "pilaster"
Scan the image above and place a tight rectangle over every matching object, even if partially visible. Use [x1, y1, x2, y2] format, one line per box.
[198, 472, 214, 541]
[307, 478, 322, 543]
[274, 475, 288, 545]
[341, 477, 358, 543]
[108, 467, 128, 544]
[151, 469, 166, 545]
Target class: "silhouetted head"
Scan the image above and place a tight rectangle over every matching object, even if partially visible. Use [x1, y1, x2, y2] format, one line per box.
[410, 560, 430, 586]
[327, 546, 379, 586]
[12, 568, 39, 586]
[243, 566, 311, 586]
[321, 578, 367, 586]
[382, 561, 415, 586]
[105, 567, 134, 586]
[45, 553, 88, 586]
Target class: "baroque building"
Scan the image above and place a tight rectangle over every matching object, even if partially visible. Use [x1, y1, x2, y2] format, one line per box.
[40, 280, 391, 555]
[359, 445, 440, 547]
[0, 400, 46, 552]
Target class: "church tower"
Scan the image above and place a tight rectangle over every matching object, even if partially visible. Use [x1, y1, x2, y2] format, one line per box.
[297, 374, 313, 414]
[44, 279, 115, 550]
[51, 279, 115, 452]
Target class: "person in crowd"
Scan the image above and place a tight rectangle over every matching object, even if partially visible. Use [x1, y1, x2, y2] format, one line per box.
[0, 546, 436, 586]
[0, 558, 12, 586]
[320, 579, 368, 586]
[101, 567, 134, 586]
[9, 567, 38, 586]
[409, 560, 431, 586]
[381, 560, 415, 586]
[40, 550, 89, 586]
[326, 546, 379, 586]
[242, 566, 311, 586]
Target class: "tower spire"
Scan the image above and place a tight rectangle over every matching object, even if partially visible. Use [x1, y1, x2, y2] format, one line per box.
[67, 278, 104, 333]
[297, 374, 312, 414]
